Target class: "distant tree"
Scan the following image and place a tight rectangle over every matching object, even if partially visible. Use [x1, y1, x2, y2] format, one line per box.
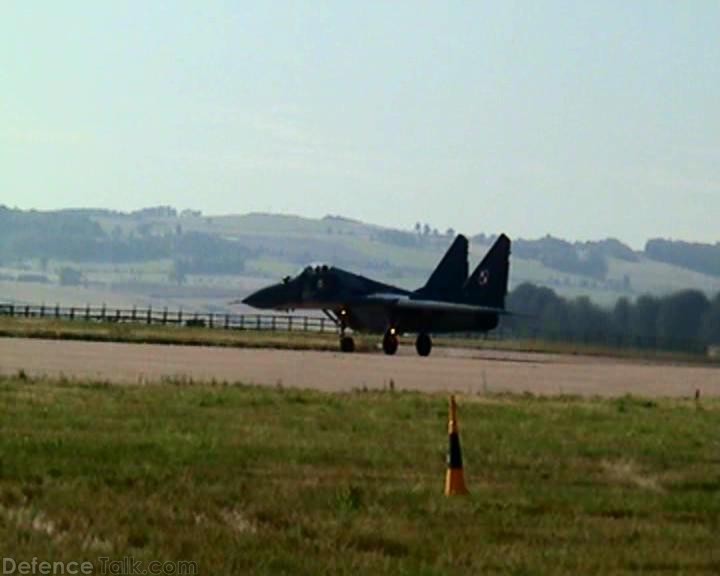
[701, 293, 720, 344]
[583, 238, 639, 262]
[423, 223, 431, 236]
[132, 206, 177, 218]
[612, 297, 632, 340]
[446, 227, 455, 237]
[514, 236, 607, 279]
[656, 290, 709, 350]
[629, 295, 659, 347]
[414, 222, 422, 234]
[506, 283, 566, 337]
[645, 239, 720, 277]
[568, 296, 609, 340]
[503, 282, 716, 353]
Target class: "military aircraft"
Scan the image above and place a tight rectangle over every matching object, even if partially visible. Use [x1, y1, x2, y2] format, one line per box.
[242, 234, 511, 356]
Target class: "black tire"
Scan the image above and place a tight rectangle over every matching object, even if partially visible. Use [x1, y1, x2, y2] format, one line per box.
[415, 333, 432, 357]
[382, 331, 399, 355]
[340, 336, 355, 353]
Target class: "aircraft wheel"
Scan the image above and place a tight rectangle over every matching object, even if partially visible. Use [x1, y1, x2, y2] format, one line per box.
[415, 333, 432, 357]
[383, 330, 399, 355]
[340, 336, 355, 353]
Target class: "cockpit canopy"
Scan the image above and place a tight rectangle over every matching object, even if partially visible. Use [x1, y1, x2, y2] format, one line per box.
[301, 263, 331, 275]
[284, 264, 333, 284]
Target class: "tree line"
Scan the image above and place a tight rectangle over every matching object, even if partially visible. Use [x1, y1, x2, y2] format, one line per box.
[0, 207, 250, 274]
[504, 283, 720, 353]
[645, 239, 720, 278]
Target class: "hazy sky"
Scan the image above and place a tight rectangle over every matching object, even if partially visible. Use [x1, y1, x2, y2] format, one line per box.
[2, 1, 718, 247]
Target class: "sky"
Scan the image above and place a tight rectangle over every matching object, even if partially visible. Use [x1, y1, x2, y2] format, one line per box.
[1, 1, 718, 248]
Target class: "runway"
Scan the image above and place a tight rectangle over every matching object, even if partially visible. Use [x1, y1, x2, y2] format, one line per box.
[1, 337, 718, 397]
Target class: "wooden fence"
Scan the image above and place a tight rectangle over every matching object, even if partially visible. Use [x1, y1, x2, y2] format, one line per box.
[0, 301, 712, 355]
[0, 303, 337, 334]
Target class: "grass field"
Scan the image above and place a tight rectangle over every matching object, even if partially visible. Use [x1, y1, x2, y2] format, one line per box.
[1, 375, 718, 574]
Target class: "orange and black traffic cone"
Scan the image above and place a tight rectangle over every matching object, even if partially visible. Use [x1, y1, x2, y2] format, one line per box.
[445, 394, 469, 496]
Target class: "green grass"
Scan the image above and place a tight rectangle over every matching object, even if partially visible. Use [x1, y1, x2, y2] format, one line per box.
[0, 376, 718, 574]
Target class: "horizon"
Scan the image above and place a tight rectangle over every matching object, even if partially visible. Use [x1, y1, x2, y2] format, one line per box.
[3, 2, 718, 248]
[2, 201, 716, 250]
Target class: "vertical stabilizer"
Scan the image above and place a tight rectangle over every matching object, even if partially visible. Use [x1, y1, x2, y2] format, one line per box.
[463, 234, 511, 308]
[415, 235, 469, 301]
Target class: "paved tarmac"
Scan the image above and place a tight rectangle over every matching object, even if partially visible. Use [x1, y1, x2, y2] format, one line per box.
[1, 337, 718, 397]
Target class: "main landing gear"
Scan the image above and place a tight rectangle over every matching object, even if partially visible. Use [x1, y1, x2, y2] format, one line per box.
[383, 328, 399, 355]
[415, 332, 432, 357]
[333, 310, 432, 357]
[382, 329, 432, 356]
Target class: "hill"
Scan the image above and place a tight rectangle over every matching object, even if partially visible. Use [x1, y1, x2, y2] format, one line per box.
[1, 205, 719, 310]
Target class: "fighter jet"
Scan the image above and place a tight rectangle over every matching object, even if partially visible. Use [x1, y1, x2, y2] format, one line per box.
[243, 234, 511, 356]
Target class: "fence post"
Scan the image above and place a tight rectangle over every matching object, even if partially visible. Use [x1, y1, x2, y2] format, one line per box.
[85, 305, 90, 321]
[178, 309, 183, 325]
[209, 313, 214, 329]
[288, 316, 293, 332]
[101, 303, 106, 322]
[40, 304, 45, 318]
[256, 316, 261, 331]
[132, 306, 137, 322]
[320, 318, 325, 332]
[224, 314, 230, 329]
[25, 305, 30, 318]
[147, 307, 152, 325]
[162, 308, 168, 325]
[55, 304, 60, 319]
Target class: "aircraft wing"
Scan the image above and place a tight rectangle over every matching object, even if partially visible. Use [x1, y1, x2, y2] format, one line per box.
[364, 294, 511, 315]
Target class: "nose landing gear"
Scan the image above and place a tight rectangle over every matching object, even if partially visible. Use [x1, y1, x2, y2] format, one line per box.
[332, 308, 355, 353]
[340, 335, 355, 353]
[415, 332, 432, 357]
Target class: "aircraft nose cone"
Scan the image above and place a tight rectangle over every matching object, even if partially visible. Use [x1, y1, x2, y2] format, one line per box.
[241, 289, 268, 308]
[241, 293, 258, 307]
[242, 283, 292, 309]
